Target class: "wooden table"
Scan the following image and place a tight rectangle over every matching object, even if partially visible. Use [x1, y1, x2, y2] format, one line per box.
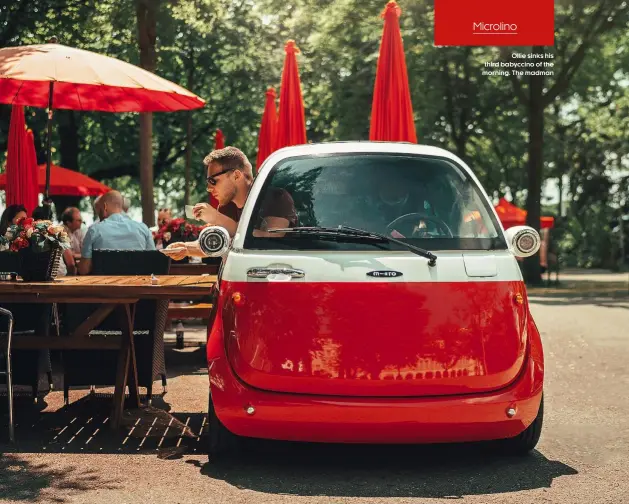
[0, 275, 215, 429]
[168, 262, 219, 275]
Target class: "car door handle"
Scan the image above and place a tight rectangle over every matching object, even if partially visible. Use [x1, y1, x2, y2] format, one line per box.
[247, 267, 305, 279]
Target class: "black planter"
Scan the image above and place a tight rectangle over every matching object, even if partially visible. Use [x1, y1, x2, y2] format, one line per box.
[18, 245, 63, 281]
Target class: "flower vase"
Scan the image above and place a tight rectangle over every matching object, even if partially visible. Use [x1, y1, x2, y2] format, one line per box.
[18, 245, 62, 281]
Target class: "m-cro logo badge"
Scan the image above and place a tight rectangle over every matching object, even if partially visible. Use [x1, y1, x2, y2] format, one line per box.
[367, 271, 403, 278]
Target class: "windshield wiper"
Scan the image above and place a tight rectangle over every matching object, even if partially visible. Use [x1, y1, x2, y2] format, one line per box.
[268, 225, 437, 266]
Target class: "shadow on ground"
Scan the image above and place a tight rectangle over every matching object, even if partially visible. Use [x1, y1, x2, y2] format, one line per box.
[0, 452, 119, 503]
[528, 295, 629, 309]
[190, 441, 577, 499]
[0, 394, 206, 457]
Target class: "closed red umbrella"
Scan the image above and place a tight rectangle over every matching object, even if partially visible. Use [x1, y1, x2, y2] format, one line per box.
[277, 40, 306, 149]
[214, 129, 225, 150]
[23, 129, 40, 213]
[369, 1, 417, 143]
[208, 129, 225, 208]
[0, 163, 111, 197]
[257, 87, 278, 170]
[5, 105, 38, 213]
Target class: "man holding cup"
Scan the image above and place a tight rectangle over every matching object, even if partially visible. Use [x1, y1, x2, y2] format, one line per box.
[162, 146, 296, 261]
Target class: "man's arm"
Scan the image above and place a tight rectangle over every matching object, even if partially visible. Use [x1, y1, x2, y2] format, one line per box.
[144, 225, 156, 251]
[63, 249, 77, 275]
[78, 258, 92, 276]
[252, 217, 290, 237]
[213, 212, 238, 237]
[193, 203, 238, 237]
[78, 226, 95, 275]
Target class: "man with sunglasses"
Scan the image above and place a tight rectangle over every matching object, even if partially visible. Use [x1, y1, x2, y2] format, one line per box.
[164, 146, 297, 260]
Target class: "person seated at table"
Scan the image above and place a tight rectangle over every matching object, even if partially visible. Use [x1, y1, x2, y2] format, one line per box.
[78, 190, 155, 275]
[60, 207, 86, 257]
[0, 204, 27, 236]
[157, 208, 172, 228]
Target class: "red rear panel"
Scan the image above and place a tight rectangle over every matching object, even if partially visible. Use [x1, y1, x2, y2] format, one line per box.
[223, 279, 528, 397]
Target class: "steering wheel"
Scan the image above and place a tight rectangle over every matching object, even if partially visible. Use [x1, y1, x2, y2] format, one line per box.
[386, 213, 454, 238]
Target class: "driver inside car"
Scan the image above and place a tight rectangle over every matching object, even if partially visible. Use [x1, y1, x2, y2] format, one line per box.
[376, 181, 431, 238]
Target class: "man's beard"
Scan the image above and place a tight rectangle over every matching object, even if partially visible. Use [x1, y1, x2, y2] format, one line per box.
[219, 185, 237, 206]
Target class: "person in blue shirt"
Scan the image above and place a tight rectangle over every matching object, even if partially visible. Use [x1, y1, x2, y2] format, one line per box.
[78, 190, 155, 275]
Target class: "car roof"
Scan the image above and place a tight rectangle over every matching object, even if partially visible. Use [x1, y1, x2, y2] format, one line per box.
[265, 141, 461, 162]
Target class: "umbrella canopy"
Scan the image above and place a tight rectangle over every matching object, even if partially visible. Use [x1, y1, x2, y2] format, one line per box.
[5, 105, 38, 213]
[0, 41, 205, 201]
[495, 197, 555, 229]
[214, 129, 225, 150]
[0, 163, 111, 197]
[256, 87, 278, 170]
[0, 43, 205, 112]
[276, 40, 306, 149]
[369, 1, 417, 143]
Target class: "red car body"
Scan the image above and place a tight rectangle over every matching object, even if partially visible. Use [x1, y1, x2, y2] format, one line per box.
[205, 143, 544, 450]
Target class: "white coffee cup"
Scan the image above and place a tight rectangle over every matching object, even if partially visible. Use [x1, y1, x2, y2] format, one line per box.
[185, 205, 195, 219]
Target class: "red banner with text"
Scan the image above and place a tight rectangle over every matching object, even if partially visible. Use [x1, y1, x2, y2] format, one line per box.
[434, 0, 555, 46]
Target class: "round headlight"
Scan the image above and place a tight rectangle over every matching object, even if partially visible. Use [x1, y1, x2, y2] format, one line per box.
[508, 226, 541, 257]
[198, 226, 230, 257]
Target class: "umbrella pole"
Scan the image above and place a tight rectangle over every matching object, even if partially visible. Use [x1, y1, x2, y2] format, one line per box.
[44, 81, 54, 205]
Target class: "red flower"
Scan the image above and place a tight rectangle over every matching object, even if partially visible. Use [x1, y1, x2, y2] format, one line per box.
[22, 217, 34, 227]
[12, 237, 29, 250]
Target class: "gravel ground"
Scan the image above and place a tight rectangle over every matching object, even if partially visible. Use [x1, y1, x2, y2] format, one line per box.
[1, 271, 628, 504]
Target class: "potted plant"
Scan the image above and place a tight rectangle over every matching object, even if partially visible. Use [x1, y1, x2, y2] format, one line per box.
[0, 217, 71, 281]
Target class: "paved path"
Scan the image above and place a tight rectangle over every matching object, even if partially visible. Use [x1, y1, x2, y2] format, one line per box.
[1, 271, 628, 503]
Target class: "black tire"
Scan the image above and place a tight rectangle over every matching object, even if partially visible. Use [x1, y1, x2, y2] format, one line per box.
[497, 395, 544, 455]
[207, 391, 238, 460]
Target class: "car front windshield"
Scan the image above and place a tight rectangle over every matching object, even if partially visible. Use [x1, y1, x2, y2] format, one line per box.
[244, 153, 506, 251]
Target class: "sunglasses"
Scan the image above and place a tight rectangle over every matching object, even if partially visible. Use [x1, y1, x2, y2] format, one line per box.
[206, 167, 235, 186]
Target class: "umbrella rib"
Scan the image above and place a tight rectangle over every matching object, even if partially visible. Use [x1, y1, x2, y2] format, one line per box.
[122, 86, 148, 112]
[73, 82, 84, 110]
[98, 85, 119, 113]
[10, 80, 26, 105]
[166, 91, 198, 111]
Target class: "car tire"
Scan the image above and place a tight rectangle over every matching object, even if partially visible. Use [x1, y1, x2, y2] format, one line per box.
[497, 394, 544, 455]
[207, 391, 238, 460]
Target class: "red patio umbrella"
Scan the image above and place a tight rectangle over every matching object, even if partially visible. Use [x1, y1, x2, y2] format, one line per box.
[5, 105, 38, 213]
[23, 129, 40, 213]
[494, 198, 555, 229]
[0, 40, 205, 201]
[256, 87, 278, 170]
[214, 129, 225, 150]
[369, 1, 417, 143]
[276, 40, 306, 149]
[0, 163, 111, 197]
[208, 130, 225, 208]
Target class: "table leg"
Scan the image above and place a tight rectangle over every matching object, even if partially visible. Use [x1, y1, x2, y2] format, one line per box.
[111, 303, 138, 429]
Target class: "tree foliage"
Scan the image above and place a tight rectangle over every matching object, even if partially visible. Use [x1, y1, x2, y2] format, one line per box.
[0, 0, 627, 269]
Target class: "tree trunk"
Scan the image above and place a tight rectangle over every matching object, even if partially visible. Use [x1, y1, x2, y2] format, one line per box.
[522, 46, 544, 285]
[136, 0, 158, 226]
[52, 110, 81, 219]
[184, 47, 194, 206]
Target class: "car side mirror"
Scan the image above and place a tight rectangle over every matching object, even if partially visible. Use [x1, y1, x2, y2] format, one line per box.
[504, 226, 541, 258]
[198, 226, 231, 257]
